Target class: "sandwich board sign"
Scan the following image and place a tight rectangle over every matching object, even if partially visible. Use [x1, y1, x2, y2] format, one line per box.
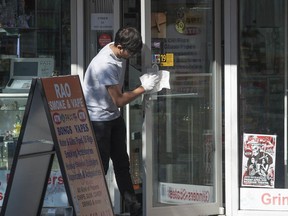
[1, 75, 114, 216]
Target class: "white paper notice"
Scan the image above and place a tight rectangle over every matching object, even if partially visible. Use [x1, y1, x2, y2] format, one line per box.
[91, 13, 113, 30]
[140, 70, 170, 94]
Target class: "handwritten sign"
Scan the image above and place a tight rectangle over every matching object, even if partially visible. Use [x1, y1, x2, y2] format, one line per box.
[41, 76, 113, 216]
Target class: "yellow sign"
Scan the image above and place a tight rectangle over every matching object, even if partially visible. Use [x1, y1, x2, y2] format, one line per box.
[160, 53, 174, 67]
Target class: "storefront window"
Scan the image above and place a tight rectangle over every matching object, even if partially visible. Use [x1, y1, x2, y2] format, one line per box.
[239, 0, 288, 210]
[0, 0, 71, 209]
[0, 0, 71, 86]
[150, 0, 215, 206]
[83, 0, 114, 68]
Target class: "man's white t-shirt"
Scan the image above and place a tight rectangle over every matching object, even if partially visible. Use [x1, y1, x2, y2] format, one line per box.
[83, 42, 126, 121]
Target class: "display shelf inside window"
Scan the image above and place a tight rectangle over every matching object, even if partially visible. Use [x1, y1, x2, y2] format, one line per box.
[0, 97, 27, 170]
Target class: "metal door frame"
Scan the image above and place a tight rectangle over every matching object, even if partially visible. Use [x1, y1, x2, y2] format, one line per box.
[141, 0, 223, 215]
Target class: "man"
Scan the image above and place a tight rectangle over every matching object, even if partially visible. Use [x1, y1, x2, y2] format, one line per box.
[83, 27, 160, 216]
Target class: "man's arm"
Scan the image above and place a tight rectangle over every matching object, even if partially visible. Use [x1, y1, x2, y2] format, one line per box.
[107, 84, 145, 107]
[107, 72, 160, 107]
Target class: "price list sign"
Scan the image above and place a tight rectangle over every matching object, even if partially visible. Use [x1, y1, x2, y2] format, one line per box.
[41, 76, 113, 216]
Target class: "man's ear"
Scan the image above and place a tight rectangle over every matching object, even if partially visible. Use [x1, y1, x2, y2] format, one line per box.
[116, 44, 123, 50]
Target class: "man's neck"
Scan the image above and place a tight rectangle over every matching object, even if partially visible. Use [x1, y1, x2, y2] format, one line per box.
[110, 44, 121, 58]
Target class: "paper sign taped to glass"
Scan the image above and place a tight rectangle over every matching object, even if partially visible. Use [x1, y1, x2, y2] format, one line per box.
[241, 133, 277, 188]
[140, 70, 170, 94]
[151, 12, 166, 38]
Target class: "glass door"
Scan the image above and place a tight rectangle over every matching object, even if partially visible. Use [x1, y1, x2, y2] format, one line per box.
[142, 0, 223, 215]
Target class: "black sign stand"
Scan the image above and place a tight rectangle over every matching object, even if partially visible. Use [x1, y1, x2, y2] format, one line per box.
[1, 76, 114, 216]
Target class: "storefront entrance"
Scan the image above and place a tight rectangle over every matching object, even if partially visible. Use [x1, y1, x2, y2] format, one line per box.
[141, 0, 223, 215]
[82, 0, 223, 215]
[83, 0, 223, 215]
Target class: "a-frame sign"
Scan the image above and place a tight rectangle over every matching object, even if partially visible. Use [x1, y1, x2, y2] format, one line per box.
[0, 75, 114, 216]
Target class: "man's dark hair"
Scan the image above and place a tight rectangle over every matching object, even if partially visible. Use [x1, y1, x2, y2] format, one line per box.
[114, 27, 143, 55]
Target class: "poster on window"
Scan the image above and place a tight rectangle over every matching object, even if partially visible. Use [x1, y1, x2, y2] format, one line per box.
[241, 133, 276, 188]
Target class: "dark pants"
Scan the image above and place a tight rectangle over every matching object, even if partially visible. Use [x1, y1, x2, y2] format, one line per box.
[91, 116, 135, 196]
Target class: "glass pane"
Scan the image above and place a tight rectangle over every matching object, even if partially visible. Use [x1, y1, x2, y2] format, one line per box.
[0, 0, 71, 90]
[150, 0, 215, 207]
[0, 0, 71, 208]
[83, 0, 114, 68]
[36, 0, 71, 75]
[239, 1, 287, 209]
[122, 0, 143, 191]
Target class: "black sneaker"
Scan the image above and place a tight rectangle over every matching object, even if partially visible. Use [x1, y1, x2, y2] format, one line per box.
[129, 201, 142, 216]
[123, 192, 142, 216]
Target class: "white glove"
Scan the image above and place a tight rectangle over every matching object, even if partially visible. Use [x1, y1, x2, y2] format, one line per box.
[140, 73, 160, 92]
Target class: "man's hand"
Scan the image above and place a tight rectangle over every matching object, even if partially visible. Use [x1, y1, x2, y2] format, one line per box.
[140, 73, 160, 92]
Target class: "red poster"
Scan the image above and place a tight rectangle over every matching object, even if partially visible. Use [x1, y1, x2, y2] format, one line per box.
[242, 133, 276, 188]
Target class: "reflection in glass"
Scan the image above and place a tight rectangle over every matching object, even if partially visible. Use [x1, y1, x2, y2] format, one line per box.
[239, 0, 285, 188]
[151, 0, 215, 206]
